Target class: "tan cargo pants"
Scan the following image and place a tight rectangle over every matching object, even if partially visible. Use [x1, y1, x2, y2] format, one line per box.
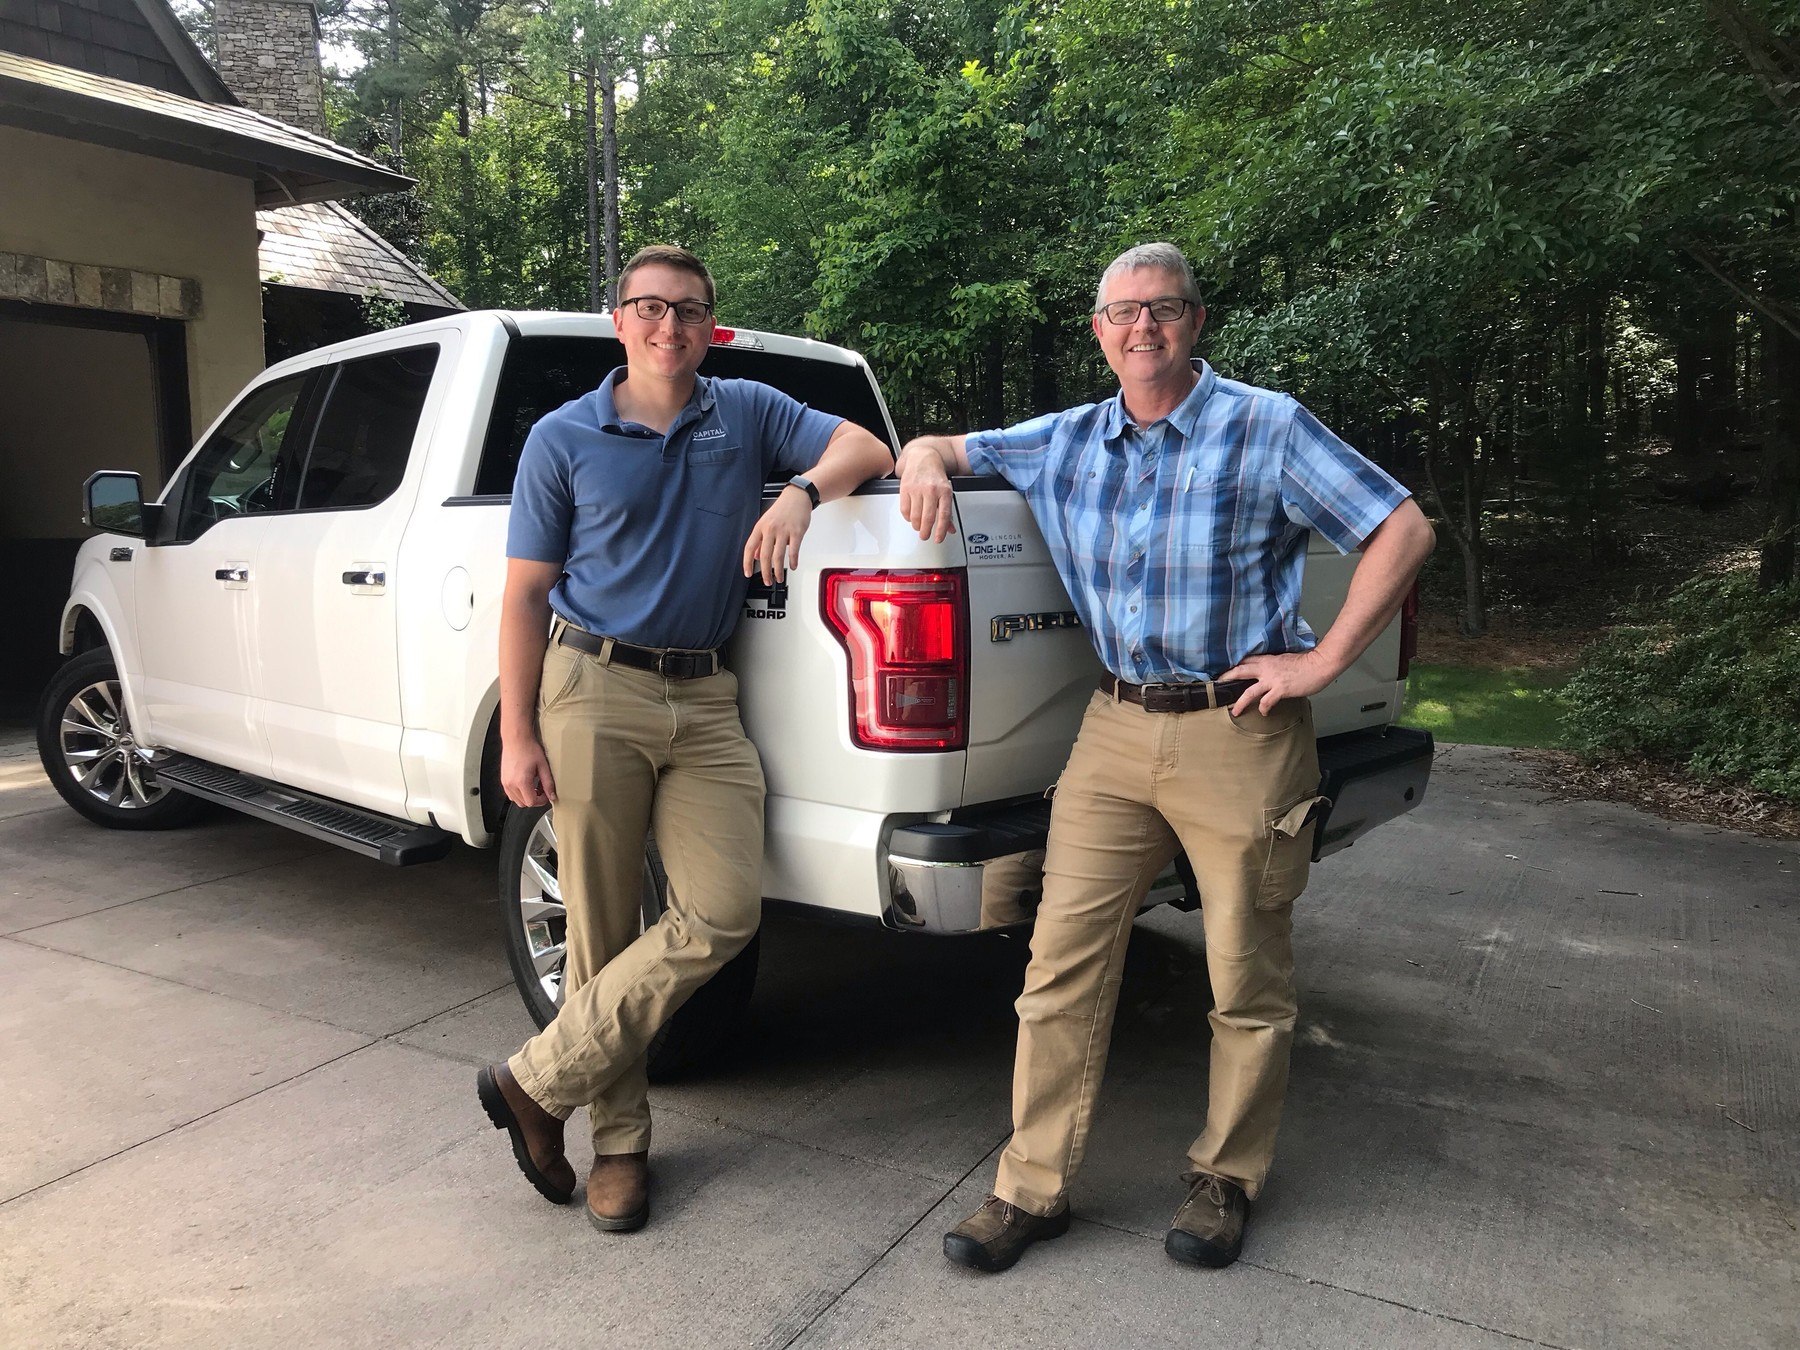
[508, 638, 764, 1154]
[993, 689, 1323, 1216]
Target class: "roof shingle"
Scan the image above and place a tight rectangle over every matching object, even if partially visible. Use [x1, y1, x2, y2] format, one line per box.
[258, 200, 461, 310]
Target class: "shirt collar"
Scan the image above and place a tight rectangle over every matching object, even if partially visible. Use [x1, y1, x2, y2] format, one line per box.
[595, 368, 717, 435]
[1102, 359, 1216, 442]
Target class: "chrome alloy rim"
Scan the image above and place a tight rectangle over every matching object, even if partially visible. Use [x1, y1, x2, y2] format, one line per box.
[515, 815, 663, 1011]
[59, 678, 170, 810]
[519, 812, 568, 1008]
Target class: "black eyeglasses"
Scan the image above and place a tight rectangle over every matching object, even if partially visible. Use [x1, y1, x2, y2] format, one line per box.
[618, 295, 715, 325]
[1095, 297, 1196, 325]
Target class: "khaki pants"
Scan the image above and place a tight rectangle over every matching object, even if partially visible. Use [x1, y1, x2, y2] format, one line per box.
[994, 691, 1323, 1215]
[508, 641, 764, 1154]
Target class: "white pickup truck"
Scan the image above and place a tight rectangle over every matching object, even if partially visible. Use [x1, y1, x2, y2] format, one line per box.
[39, 312, 1433, 1074]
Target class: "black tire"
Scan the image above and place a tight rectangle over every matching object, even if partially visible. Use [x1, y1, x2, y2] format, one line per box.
[496, 802, 760, 1082]
[35, 648, 206, 830]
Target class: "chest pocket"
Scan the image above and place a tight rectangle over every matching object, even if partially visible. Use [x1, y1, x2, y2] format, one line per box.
[687, 443, 745, 517]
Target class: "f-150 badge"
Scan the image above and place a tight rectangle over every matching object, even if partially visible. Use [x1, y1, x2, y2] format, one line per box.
[990, 611, 1082, 642]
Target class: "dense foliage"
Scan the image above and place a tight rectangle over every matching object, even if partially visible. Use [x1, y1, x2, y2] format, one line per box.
[1561, 570, 1800, 801]
[191, 0, 1800, 633]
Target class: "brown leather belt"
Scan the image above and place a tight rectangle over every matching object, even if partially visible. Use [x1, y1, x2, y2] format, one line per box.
[1103, 675, 1256, 713]
[554, 622, 720, 680]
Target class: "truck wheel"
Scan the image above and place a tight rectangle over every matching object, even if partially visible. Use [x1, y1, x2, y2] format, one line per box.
[35, 649, 205, 830]
[496, 803, 760, 1082]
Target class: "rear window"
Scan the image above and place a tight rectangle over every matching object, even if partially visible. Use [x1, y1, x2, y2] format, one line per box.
[473, 335, 893, 497]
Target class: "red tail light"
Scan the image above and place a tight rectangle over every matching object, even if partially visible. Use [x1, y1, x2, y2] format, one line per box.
[823, 570, 969, 751]
[1397, 582, 1420, 680]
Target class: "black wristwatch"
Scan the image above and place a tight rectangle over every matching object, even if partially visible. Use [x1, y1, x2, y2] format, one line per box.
[786, 474, 821, 508]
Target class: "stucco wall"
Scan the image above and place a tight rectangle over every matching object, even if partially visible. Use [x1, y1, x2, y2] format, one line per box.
[0, 123, 265, 437]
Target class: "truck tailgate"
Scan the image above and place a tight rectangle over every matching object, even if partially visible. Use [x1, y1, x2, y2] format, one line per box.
[956, 482, 1105, 804]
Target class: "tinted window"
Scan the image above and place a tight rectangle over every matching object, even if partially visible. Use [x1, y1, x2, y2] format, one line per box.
[174, 374, 311, 541]
[473, 336, 894, 497]
[298, 346, 439, 510]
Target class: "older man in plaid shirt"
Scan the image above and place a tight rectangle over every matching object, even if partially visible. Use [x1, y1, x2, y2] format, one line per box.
[898, 242, 1435, 1273]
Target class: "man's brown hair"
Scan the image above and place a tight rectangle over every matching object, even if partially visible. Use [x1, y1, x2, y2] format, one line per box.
[616, 244, 716, 309]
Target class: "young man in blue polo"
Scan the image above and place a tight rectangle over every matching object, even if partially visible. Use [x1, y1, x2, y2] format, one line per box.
[898, 242, 1435, 1272]
[477, 245, 892, 1232]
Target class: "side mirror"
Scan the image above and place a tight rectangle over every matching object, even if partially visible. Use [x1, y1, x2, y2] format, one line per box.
[84, 471, 154, 538]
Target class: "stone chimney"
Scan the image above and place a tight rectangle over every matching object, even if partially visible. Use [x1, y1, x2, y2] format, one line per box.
[213, 0, 326, 136]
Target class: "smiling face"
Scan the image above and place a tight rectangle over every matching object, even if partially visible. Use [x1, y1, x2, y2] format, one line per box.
[1090, 265, 1205, 392]
[614, 261, 716, 388]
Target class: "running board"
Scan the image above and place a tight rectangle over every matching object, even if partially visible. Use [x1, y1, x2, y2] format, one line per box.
[154, 753, 454, 866]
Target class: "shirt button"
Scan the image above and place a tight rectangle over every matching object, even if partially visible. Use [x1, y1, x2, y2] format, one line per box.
[1129, 605, 1138, 613]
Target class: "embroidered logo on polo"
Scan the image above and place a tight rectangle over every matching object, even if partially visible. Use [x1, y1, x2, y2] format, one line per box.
[692, 426, 728, 441]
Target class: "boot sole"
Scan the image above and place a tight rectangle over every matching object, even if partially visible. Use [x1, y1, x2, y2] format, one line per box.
[477, 1067, 575, 1205]
[1164, 1227, 1242, 1268]
[942, 1206, 1072, 1272]
[587, 1200, 649, 1234]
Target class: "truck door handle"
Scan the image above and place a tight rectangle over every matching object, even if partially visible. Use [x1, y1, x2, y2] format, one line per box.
[342, 568, 387, 589]
[215, 567, 249, 583]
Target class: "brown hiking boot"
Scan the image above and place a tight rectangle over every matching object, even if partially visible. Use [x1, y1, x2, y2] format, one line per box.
[476, 1064, 575, 1204]
[942, 1195, 1071, 1272]
[1165, 1171, 1250, 1268]
[586, 1151, 650, 1233]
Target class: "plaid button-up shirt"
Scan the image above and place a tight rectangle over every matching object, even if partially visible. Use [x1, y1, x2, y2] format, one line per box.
[964, 361, 1410, 684]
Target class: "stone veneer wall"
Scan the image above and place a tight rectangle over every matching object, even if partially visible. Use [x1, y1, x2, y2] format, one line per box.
[213, 0, 325, 135]
[0, 250, 202, 319]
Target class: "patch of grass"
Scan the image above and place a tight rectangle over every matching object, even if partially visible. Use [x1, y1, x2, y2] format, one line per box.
[1402, 663, 1571, 749]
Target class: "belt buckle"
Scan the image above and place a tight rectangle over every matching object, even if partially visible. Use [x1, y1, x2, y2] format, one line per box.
[1140, 682, 1186, 713]
[659, 650, 710, 680]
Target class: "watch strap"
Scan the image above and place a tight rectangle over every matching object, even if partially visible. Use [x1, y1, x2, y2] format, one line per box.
[788, 475, 821, 508]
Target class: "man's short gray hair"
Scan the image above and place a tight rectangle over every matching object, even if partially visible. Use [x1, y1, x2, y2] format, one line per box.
[1094, 243, 1202, 311]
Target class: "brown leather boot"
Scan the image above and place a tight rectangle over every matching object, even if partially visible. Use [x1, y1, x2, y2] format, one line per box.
[476, 1064, 575, 1204]
[942, 1195, 1070, 1272]
[586, 1151, 650, 1233]
[1165, 1171, 1250, 1267]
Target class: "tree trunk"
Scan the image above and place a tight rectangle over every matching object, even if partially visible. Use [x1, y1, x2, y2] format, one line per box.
[601, 60, 620, 309]
[456, 85, 478, 306]
[583, 60, 601, 312]
[1760, 317, 1800, 588]
[981, 335, 1006, 429]
[1028, 318, 1058, 416]
[1417, 387, 1488, 637]
[385, 0, 402, 156]
[1586, 296, 1609, 427]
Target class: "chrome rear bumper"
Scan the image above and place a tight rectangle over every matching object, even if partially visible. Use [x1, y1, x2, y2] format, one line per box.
[880, 725, 1434, 935]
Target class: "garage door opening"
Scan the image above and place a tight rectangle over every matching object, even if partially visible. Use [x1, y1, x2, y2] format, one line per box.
[0, 299, 189, 717]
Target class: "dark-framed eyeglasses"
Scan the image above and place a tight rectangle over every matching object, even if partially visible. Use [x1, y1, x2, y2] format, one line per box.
[618, 295, 715, 325]
[1095, 297, 1195, 326]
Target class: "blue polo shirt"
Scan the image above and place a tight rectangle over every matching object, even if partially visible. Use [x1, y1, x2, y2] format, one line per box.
[507, 369, 843, 650]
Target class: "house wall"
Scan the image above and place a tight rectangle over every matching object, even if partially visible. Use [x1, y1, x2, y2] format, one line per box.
[0, 122, 264, 438]
[0, 122, 264, 711]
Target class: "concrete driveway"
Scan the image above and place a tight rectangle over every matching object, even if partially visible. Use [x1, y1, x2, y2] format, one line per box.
[1, 737, 1795, 1349]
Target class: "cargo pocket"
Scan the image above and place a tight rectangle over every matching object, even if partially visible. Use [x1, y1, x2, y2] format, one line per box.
[1257, 794, 1328, 909]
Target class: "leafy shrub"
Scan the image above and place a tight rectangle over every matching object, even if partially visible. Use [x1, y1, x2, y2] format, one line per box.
[1561, 570, 1800, 801]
